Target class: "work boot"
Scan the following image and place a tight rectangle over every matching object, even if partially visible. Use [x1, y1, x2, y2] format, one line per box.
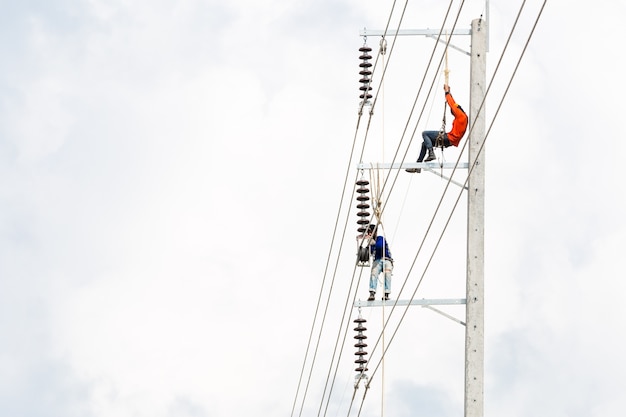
[405, 160, 422, 173]
[424, 148, 436, 162]
[383, 293, 390, 301]
[368, 291, 375, 301]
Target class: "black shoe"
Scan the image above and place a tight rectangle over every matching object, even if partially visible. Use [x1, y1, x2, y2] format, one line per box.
[405, 168, 421, 173]
[383, 293, 390, 301]
[368, 291, 375, 301]
[425, 149, 436, 162]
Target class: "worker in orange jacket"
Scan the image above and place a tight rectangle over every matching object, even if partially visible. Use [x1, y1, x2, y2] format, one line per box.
[408, 84, 468, 172]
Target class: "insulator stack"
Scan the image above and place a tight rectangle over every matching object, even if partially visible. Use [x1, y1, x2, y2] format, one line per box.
[358, 45, 373, 104]
[355, 177, 371, 234]
[354, 316, 369, 373]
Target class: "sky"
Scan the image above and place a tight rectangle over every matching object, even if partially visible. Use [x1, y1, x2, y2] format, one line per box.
[1, 1, 625, 417]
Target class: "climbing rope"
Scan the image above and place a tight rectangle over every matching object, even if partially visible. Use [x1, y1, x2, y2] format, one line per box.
[444, 30, 450, 85]
[435, 30, 450, 160]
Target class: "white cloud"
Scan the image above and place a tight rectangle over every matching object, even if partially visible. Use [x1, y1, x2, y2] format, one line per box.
[2, 1, 626, 417]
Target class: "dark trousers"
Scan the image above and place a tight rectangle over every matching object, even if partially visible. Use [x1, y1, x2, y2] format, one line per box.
[418, 130, 450, 161]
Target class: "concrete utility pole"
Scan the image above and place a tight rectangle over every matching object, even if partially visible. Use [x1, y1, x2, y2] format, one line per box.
[465, 17, 487, 417]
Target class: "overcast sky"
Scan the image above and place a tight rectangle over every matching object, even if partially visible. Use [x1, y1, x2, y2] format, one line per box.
[1, 1, 625, 417]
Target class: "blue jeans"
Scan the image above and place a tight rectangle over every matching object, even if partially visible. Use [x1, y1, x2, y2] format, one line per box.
[370, 259, 393, 293]
[418, 130, 449, 161]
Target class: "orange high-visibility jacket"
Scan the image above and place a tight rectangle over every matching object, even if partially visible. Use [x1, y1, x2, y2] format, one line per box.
[445, 92, 468, 146]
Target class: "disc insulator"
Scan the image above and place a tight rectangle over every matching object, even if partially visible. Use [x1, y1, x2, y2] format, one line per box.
[354, 314, 369, 376]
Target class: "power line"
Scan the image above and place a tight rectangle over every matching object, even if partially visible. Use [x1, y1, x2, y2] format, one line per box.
[350, 2, 548, 415]
[293, 1, 547, 416]
[289, 1, 413, 415]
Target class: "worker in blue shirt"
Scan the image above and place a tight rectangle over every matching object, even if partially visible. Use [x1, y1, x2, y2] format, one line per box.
[367, 224, 393, 301]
